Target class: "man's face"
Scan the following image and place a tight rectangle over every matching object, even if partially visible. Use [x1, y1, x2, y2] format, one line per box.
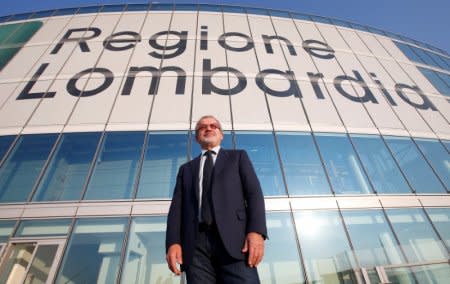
[196, 117, 223, 149]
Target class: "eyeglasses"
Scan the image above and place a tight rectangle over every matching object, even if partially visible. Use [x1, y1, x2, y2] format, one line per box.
[196, 123, 221, 131]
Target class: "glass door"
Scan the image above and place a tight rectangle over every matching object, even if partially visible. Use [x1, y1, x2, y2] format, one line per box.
[0, 239, 65, 284]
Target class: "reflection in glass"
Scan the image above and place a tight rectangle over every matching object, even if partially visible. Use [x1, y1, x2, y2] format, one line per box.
[84, 132, 145, 200]
[137, 132, 188, 198]
[315, 133, 373, 194]
[0, 243, 35, 284]
[443, 140, 450, 152]
[120, 216, 177, 284]
[15, 219, 71, 237]
[414, 138, 449, 190]
[294, 210, 358, 283]
[259, 212, 305, 284]
[235, 132, 286, 196]
[24, 244, 58, 284]
[350, 134, 411, 194]
[277, 132, 331, 195]
[0, 134, 57, 203]
[341, 210, 415, 283]
[55, 218, 127, 284]
[0, 220, 16, 242]
[384, 136, 446, 193]
[0, 135, 14, 162]
[32, 133, 100, 201]
[385, 209, 448, 263]
[425, 208, 450, 250]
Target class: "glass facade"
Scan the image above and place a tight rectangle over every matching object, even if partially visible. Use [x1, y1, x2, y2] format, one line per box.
[0, 4, 448, 284]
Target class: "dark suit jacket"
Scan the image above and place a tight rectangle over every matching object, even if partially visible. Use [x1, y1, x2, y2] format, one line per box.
[166, 149, 267, 270]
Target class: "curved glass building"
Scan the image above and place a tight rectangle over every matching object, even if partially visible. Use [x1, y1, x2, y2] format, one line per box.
[0, 3, 448, 284]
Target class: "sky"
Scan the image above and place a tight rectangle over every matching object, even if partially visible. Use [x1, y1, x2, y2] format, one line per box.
[1, 0, 449, 54]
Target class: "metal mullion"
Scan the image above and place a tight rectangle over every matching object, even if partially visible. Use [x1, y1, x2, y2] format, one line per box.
[0, 134, 21, 169]
[380, 207, 420, 284]
[286, 208, 310, 283]
[419, 204, 450, 255]
[187, 4, 199, 161]
[244, 10, 289, 197]
[131, 131, 150, 200]
[50, 217, 77, 283]
[26, 132, 64, 202]
[410, 137, 449, 193]
[16, 241, 39, 284]
[309, 131, 336, 195]
[336, 206, 367, 284]
[78, 131, 106, 201]
[115, 215, 132, 284]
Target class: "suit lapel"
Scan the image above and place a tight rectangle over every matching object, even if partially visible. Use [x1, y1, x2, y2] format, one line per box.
[212, 149, 228, 185]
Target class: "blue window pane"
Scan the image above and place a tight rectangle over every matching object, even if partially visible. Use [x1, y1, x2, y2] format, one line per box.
[198, 4, 222, 12]
[78, 6, 101, 14]
[311, 15, 331, 24]
[0, 135, 15, 162]
[150, 4, 173, 11]
[9, 13, 32, 21]
[396, 42, 424, 64]
[0, 134, 57, 203]
[32, 133, 100, 202]
[426, 208, 450, 250]
[174, 4, 197, 11]
[120, 216, 173, 283]
[137, 132, 188, 199]
[443, 140, 450, 152]
[84, 132, 144, 200]
[53, 8, 78, 16]
[235, 132, 286, 196]
[413, 47, 440, 68]
[0, 220, 16, 242]
[436, 72, 450, 88]
[385, 209, 448, 263]
[126, 4, 150, 12]
[222, 6, 245, 14]
[294, 210, 358, 283]
[315, 133, 373, 194]
[30, 10, 55, 19]
[350, 22, 368, 32]
[269, 10, 290, 18]
[15, 219, 71, 237]
[414, 138, 449, 190]
[384, 136, 446, 193]
[428, 52, 450, 70]
[419, 67, 450, 96]
[277, 132, 331, 195]
[350, 134, 412, 194]
[55, 218, 127, 284]
[190, 131, 233, 159]
[292, 13, 311, 21]
[260, 212, 305, 283]
[331, 18, 352, 28]
[0, 16, 11, 23]
[341, 210, 406, 266]
[246, 8, 268, 16]
[101, 5, 126, 12]
[367, 27, 386, 36]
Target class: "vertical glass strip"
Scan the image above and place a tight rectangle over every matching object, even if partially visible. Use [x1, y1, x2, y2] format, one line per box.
[425, 208, 450, 250]
[32, 133, 101, 202]
[84, 132, 145, 200]
[277, 132, 331, 196]
[315, 133, 373, 194]
[384, 136, 446, 193]
[0, 134, 57, 203]
[414, 138, 449, 190]
[350, 134, 412, 194]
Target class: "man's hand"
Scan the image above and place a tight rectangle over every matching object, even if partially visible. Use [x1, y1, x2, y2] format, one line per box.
[241, 232, 265, 268]
[166, 244, 183, 275]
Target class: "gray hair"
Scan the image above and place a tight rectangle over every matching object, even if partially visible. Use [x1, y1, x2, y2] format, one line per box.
[195, 115, 223, 138]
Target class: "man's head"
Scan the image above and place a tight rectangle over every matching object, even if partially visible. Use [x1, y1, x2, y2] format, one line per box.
[195, 115, 224, 150]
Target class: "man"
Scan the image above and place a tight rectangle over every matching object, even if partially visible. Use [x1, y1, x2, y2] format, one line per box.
[166, 115, 267, 283]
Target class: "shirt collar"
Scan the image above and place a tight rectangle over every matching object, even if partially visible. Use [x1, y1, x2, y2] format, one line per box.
[201, 145, 221, 156]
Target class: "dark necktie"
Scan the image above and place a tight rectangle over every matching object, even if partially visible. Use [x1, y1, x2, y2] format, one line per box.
[201, 150, 214, 225]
